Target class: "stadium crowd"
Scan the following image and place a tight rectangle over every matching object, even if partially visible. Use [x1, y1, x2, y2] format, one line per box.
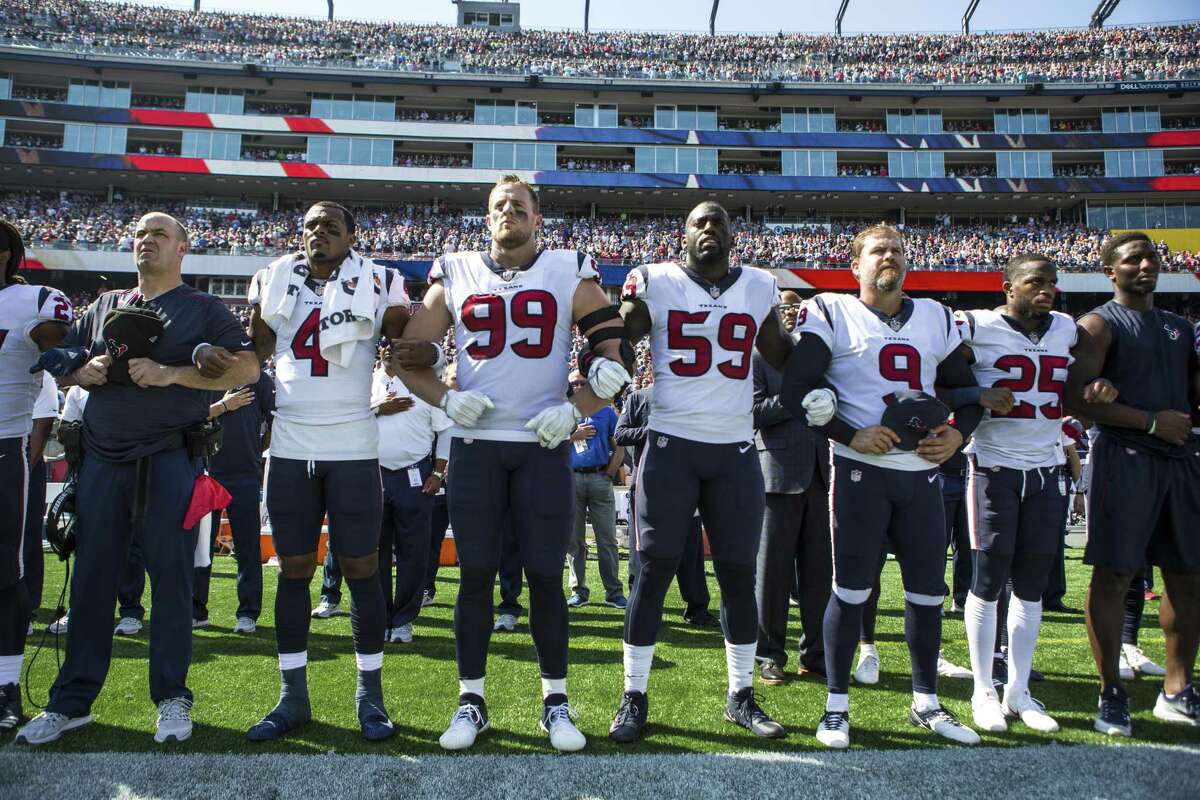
[1, 1, 1198, 84]
[4, 191, 1197, 270]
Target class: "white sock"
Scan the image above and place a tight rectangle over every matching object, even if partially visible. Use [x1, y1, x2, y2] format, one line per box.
[355, 651, 383, 672]
[725, 640, 756, 693]
[278, 650, 308, 671]
[858, 642, 878, 661]
[459, 677, 485, 699]
[913, 691, 940, 712]
[541, 677, 566, 699]
[0, 654, 22, 685]
[964, 593, 997, 697]
[1006, 596, 1042, 699]
[623, 642, 655, 693]
[826, 692, 850, 713]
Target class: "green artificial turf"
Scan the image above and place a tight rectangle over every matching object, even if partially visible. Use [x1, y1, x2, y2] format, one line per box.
[14, 548, 1198, 754]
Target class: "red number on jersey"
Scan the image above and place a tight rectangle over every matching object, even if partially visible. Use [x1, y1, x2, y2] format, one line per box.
[878, 343, 922, 393]
[291, 308, 329, 377]
[52, 296, 71, 322]
[992, 354, 1068, 419]
[716, 313, 758, 379]
[666, 310, 758, 379]
[461, 290, 558, 361]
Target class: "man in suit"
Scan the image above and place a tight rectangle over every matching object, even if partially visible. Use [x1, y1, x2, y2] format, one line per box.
[753, 291, 831, 683]
[615, 377, 717, 627]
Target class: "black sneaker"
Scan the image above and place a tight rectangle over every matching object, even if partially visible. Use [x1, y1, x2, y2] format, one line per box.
[609, 690, 648, 743]
[0, 683, 22, 731]
[991, 656, 1008, 689]
[724, 687, 786, 738]
[1153, 683, 1200, 727]
[759, 661, 786, 685]
[1095, 684, 1132, 736]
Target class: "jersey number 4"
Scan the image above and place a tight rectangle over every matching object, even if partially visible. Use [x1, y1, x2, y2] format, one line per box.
[292, 309, 330, 377]
[991, 354, 1069, 419]
[666, 311, 757, 379]
[461, 290, 557, 360]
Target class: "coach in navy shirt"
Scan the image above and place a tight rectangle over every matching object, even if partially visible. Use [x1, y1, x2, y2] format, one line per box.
[565, 371, 626, 608]
[193, 370, 275, 633]
[17, 213, 258, 747]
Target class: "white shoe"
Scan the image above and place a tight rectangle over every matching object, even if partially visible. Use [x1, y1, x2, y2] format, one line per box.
[971, 689, 1008, 733]
[1153, 685, 1200, 726]
[439, 702, 490, 751]
[16, 711, 93, 745]
[113, 617, 143, 636]
[1118, 649, 1136, 680]
[390, 624, 413, 644]
[26, 621, 33, 636]
[1003, 689, 1060, 733]
[494, 613, 517, 632]
[853, 653, 879, 685]
[191, 618, 209, 630]
[311, 600, 339, 619]
[541, 702, 587, 752]
[816, 709, 850, 749]
[48, 615, 69, 635]
[937, 653, 973, 679]
[909, 705, 981, 745]
[1123, 644, 1167, 677]
[421, 591, 435, 608]
[233, 617, 256, 634]
[154, 697, 193, 743]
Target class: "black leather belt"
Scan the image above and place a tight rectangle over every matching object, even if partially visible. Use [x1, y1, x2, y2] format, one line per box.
[574, 465, 605, 474]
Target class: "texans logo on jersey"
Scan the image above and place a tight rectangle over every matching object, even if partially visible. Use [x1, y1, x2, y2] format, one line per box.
[1165, 324, 1181, 341]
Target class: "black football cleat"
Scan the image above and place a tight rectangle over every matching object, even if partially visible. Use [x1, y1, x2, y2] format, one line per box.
[725, 687, 786, 738]
[609, 690, 648, 743]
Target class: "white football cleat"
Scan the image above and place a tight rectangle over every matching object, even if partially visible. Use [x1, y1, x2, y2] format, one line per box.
[541, 702, 587, 752]
[971, 689, 1009, 733]
[439, 701, 490, 751]
[233, 617, 257, 634]
[1003, 689, 1060, 733]
[113, 617, 143, 636]
[816, 710, 850, 749]
[47, 615, 69, 635]
[311, 600, 339, 619]
[1123, 644, 1166, 677]
[909, 705, 981, 745]
[937, 653, 973, 679]
[390, 624, 413, 644]
[853, 652, 879, 685]
[155, 697, 193, 743]
[493, 613, 517, 632]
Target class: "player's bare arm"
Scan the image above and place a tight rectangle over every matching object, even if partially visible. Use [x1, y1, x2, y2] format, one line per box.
[30, 319, 69, 353]
[754, 306, 794, 372]
[249, 304, 276, 365]
[570, 277, 633, 417]
[936, 343, 1015, 415]
[919, 345, 981, 464]
[1065, 315, 1183, 442]
[390, 281, 455, 409]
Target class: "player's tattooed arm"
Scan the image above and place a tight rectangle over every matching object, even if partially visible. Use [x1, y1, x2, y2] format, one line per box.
[754, 306, 794, 372]
[249, 304, 276, 366]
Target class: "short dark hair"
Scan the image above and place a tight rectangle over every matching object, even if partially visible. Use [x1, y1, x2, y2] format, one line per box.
[0, 219, 27, 283]
[1099, 231, 1153, 267]
[1004, 252, 1055, 284]
[308, 201, 357, 237]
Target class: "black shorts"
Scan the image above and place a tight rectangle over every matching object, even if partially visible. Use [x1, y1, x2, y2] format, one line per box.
[1085, 433, 1200, 575]
[265, 456, 383, 559]
[829, 455, 946, 597]
[968, 462, 1067, 556]
[0, 436, 28, 588]
[634, 431, 764, 566]
[448, 437, 574, 577]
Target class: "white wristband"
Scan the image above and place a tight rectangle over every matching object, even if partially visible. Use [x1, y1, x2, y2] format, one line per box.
[431, 341, 446, 371]
[192, 342, 211, 367]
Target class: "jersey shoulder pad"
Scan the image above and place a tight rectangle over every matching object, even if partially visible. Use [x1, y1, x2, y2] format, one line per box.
[556, 249, 599, 280]
[952, 309, 977, 342]
[248, 268, 269, 304]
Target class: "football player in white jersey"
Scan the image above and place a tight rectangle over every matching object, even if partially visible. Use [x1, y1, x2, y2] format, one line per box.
[952, 254, 1116, 735]
[781, 223, 987, 749]
[608, 201, 835, 744]
[245, 202, 410, 743]
[0, 221, 72, 731]
[390, 175, 632, 753]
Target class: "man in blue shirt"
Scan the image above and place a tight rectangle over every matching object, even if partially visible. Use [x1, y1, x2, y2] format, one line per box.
[566, 370, 626, 609]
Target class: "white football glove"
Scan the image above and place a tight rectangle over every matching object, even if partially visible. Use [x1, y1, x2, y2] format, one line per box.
[525, 401, 582, 449]
[587, 356, 632, 400]
[801, 388, 837, 427]
[440, 389, 494, 427]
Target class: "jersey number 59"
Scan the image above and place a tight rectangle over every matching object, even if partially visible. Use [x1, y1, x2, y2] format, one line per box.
[666, 310, 757, 379]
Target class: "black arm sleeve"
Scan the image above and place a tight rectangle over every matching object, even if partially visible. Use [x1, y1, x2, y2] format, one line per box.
[936, 347, 985, 438]
[780, 333, 856, 447]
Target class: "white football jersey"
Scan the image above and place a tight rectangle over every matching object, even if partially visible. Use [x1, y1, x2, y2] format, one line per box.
[797, 293, 960, 471]
[249, 261, 408, 460]
[432, 249, 597, 442]
[0, 283, 72, 438]
[957, 309, 1077, 470]
[623, 262, 779, 444]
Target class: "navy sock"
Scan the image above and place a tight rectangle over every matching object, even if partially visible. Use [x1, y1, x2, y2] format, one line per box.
[347, 574, 386, 658]
[271, 666, 310, 722]
[905, 600, 943, 694]
[274, 575, 313, 655]
[823, 594, 863, 695]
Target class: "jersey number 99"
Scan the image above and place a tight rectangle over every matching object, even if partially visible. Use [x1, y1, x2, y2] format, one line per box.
[461, 290, 557, 360]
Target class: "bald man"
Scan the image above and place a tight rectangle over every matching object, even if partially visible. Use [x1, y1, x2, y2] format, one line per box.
[18, 213, 259, 747]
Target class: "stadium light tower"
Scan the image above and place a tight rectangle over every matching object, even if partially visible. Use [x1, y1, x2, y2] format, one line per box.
[327, 0, 334, 20]
[1090, 0, 1119, 28]
[835, 0, 849, 36]
[709, 0, 719, 37]
[584, 0, 590, 33]
[962, 0, 980, 35]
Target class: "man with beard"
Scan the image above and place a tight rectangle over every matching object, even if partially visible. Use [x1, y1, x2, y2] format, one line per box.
[608, 202, 836, 743]
[1066, 231, 1200, 735]
[391, 175, 632, 753]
